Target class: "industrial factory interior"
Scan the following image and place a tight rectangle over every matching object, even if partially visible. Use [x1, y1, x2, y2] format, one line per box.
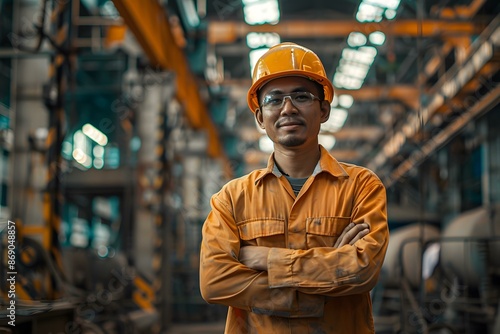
[0, 0, 500, 333]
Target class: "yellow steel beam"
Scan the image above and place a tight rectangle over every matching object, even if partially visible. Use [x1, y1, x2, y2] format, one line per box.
[226, 79, 420, 111]
[208, 20, 485, 44]
[335, 86, 420, 110]
[111, 0, 224, 159]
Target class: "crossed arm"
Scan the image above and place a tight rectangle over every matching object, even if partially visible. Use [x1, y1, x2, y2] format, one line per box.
[200, 179, 388, 317]
[239, 222, 370, 271]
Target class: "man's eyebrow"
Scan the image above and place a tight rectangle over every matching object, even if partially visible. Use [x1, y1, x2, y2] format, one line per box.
[263, 89, 284, 95]
[264, 87, 311, 95]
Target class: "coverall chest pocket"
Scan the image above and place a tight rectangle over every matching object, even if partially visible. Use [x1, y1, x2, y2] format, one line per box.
[237, 218, 285, 247]
[306, 217, 351, 248]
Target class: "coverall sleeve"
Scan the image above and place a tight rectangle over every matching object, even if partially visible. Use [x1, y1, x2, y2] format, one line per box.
[267, 175, 389, 296]
[199, 193, 325, 318]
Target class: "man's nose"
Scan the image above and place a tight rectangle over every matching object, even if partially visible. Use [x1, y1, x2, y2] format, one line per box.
[280, 96, 298, 114]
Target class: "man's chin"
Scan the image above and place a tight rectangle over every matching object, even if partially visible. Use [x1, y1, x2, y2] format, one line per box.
[278, 137, 306, 147]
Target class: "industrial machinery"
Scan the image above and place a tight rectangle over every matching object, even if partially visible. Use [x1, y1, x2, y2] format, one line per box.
[374, 203, 500, 334]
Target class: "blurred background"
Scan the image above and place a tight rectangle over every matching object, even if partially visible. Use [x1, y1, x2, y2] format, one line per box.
[0, 0, 499, 333]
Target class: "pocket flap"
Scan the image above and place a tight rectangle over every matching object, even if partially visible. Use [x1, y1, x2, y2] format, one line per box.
[238, 219, 285, 240]
[306, 217, 351, 237]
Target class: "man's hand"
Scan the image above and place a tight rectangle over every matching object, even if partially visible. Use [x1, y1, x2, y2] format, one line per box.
[239, 246, 270, 271]
[334, 223, 370, 248]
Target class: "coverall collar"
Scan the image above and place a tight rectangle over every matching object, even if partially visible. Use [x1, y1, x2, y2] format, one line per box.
[255, 145, 349, 185]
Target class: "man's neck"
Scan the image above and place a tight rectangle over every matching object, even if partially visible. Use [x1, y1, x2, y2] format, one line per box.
[274, 145, 321, 178]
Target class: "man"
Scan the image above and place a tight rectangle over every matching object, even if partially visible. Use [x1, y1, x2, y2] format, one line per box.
[200, 42, 389, 333]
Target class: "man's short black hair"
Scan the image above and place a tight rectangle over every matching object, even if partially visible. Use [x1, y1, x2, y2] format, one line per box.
[312, 81, 325, 101]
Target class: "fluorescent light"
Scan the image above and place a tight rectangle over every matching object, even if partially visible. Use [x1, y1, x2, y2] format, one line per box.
[82, 123, 108, 146]
[347, 32, 367, 47]
[249, 48, 269, 75]
[93, 158, 104, 169]
[62, 141, 72, 158]
[369, 31, 386, 45]
[359, 46, 378, 57]
[338, 94, 354, 108]
[365, 0, 401, 10]
[72, 148, 92, 168]
[356, 3, 384, 22]
[333, 72, 364, 89]
[318, 134, 336, 150]
[93, 145, 104, 158]
[331, 94, 339, 107]
[355, 0, 401, 23]
[341, 47, 377, 65]
[258, 135, 274, 153]
[246, 32, 281, 49]
[338, 62, 370, 79]
[385, 9, 397, 19]
[322, 107, 348, 132]
[74, 130, 86, 148]
[73, 130, 90, 158]
[243, 0, 280, 25]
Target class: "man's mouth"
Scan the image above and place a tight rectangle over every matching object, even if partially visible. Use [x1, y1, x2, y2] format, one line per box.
[277, 119, 304, 128]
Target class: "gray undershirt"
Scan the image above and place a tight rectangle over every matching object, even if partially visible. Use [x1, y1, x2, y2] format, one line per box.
[284, 175, 309, 196]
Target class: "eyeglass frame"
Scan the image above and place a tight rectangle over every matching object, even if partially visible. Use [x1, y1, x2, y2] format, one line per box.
[259, 91, 322, 111]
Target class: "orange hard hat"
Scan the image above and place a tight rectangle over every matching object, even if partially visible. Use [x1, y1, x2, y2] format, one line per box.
[247, 42, 334, 113]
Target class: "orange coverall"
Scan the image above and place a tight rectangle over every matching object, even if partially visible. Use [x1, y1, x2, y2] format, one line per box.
[200, 146, 389, 333]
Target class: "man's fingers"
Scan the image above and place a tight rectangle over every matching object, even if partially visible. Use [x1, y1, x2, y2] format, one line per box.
[335, 223, 370, 248]
[348, 228, 370, 245]
[334, 223, 355, 248]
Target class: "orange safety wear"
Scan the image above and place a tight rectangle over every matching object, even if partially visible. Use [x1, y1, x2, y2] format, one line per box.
[200, 145, 389, 334]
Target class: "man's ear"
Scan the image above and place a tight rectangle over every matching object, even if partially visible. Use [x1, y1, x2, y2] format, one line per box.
[255, 108, 265, 129]
[320, 100, 331, 123]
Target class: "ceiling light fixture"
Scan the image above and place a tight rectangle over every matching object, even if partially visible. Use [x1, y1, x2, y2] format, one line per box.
[246, 32, 280, 49]
[322, 107, 349, 132]
[333, 0, 401, 91]
[347, 32, 367, 47]
[338, 94, 354, 108]
[242, 0, 280, 25]
[318, 134, 336, 150]
[369, 31, 386, 45]
[356, 3, 384, 22]
[258, 135, 274, 153]
[82, 123, 108, 146]
[365, 0, 401, 10]
[249, 48, 270, 75]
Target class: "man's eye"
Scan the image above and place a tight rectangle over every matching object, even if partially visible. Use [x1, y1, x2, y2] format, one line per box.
[294, 93, 311, 102]
[265, 97, 283, 105]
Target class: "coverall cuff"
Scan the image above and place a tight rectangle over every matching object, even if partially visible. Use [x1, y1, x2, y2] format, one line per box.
[267, 247, 295, 288]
